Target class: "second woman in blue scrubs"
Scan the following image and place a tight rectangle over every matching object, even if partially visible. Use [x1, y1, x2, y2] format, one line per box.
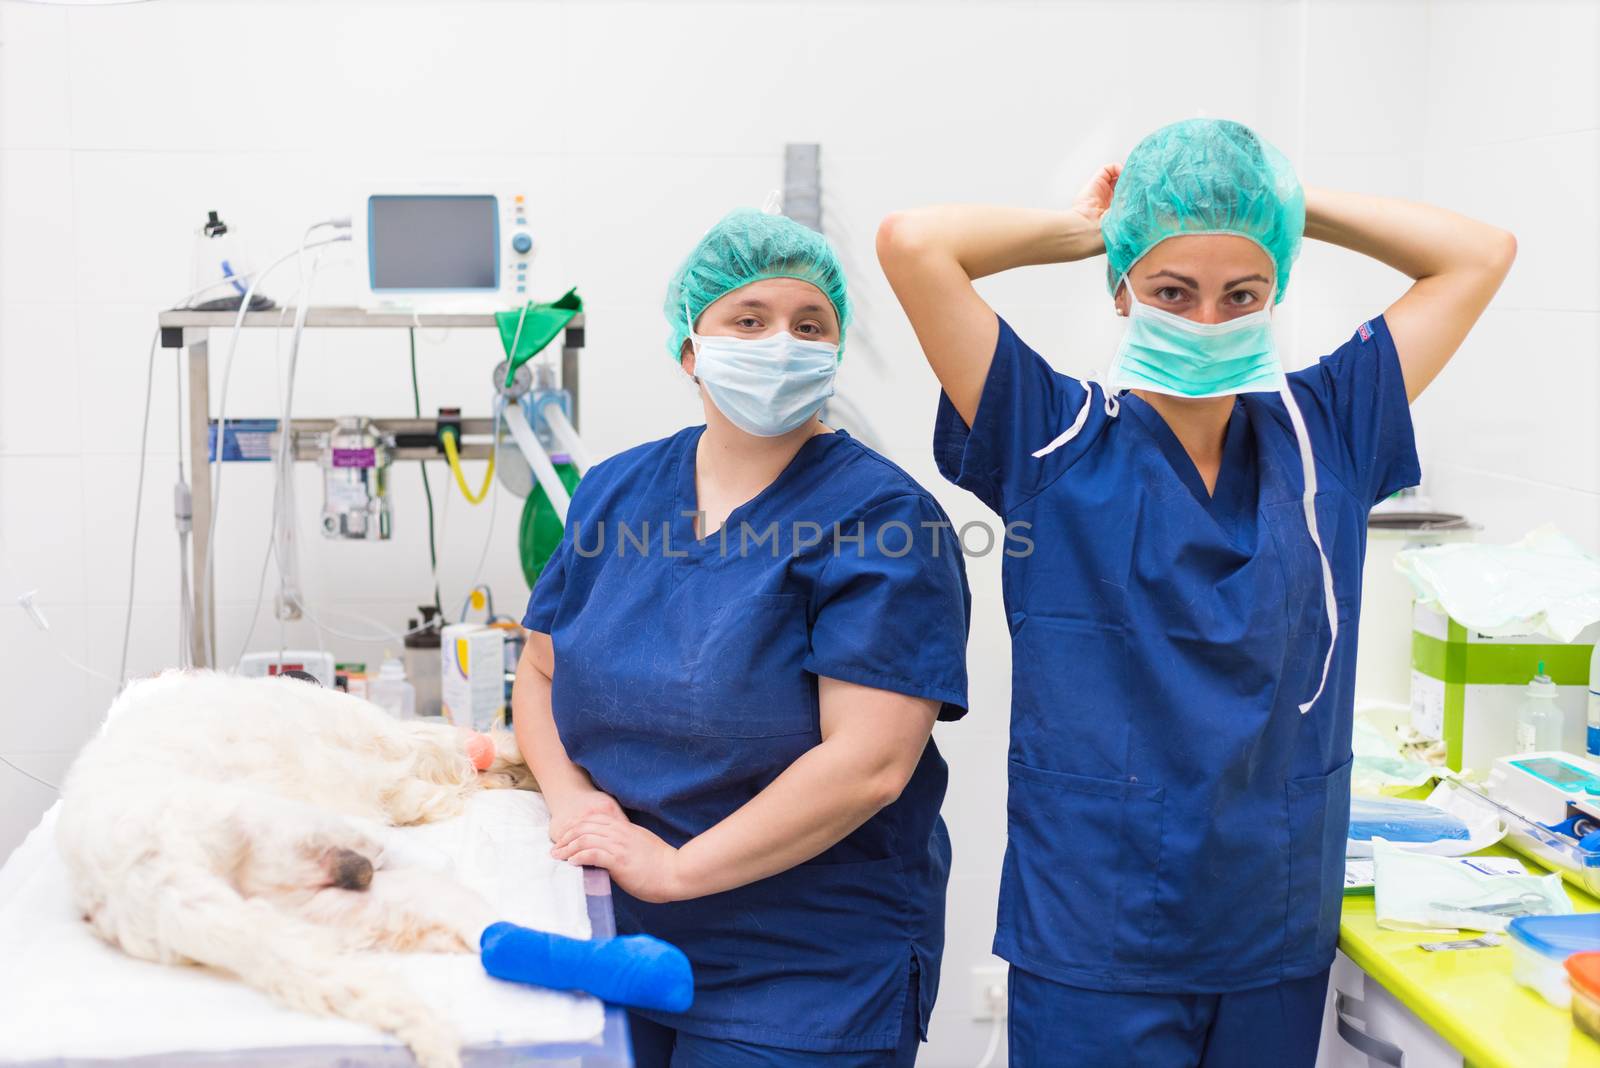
[878, 119, 1516, 1067]
[512, 208, 970, 1067]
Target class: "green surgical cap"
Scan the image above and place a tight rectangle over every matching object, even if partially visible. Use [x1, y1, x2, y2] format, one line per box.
[665, 208, 851, 362]
[1102, 118, 1304, 303]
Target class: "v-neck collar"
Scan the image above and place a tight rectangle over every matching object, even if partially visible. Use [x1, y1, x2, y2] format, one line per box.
[1121, 392, 1253, 524]
[672, 425, 837, 554]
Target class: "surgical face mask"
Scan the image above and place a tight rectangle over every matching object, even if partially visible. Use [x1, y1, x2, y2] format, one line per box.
[687, 314, 838, 438]
[1106, 284, 1281, 398]
[1032, 273, 1340, 716]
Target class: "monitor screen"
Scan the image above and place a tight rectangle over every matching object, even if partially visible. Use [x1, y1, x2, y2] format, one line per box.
[1517, 757, 1594, 786]
[368, 195, 498, 290]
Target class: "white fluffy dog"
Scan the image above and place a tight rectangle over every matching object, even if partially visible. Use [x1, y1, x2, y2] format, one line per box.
[55, 669, 538, 1068]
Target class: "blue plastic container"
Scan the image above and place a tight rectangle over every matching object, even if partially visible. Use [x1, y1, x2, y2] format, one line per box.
[1508, 915, 1600, 1008]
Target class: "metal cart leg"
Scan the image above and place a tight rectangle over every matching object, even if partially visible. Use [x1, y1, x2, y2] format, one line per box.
[186, 335, 214, 668]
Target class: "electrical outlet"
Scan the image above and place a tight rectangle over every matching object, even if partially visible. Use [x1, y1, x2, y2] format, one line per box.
[970, 962, 1008, 1020]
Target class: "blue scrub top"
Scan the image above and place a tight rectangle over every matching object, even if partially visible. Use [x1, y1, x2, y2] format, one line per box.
[524, 425, 971, 1052]
[934, 315, 1419, 994]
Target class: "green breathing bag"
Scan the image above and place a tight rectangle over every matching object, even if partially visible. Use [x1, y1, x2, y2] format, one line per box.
[519, 461, 583, 588]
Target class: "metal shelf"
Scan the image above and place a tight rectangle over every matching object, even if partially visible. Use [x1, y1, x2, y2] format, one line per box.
[164, 304, 585, 668]
[157, 306, 585, 330]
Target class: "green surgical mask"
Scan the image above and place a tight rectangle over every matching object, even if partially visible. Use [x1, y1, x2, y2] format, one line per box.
[1107, 285, 1282, 398]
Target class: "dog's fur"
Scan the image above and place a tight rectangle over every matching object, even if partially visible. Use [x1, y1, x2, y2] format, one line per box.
[56, 669, 538, 1068]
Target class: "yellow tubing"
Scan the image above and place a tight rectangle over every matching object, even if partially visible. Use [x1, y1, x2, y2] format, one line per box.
[440, 428, 495, 505]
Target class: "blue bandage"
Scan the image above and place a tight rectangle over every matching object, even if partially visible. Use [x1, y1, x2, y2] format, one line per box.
[479, 921, 694, 1013]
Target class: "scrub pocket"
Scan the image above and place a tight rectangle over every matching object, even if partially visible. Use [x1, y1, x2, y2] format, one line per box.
[689, 593, 815, 738]
[1002, 760, 1166, 970]
[1285, 756, 1353, 962]
[1263, 492, 1354, 634]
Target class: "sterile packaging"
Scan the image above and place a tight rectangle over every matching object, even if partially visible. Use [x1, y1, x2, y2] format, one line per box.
[1353, 755, 1441, 794]
[1400, 527, 1600, 772]
[1567, 953, 1600, 1039]
[1372, 840, 1570, 933]
[1344, 854, 1522, 895]
[1346, 779, 1504, 859]
[1397, 526, 1600, 641]
[1348, 797, 1469, 849]
[442, 623, 505, 732]
[1508, 915, 1600, 1009]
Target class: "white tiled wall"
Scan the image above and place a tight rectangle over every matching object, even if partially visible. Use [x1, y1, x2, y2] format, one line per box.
[0, 1, 1594, 1063]
[1406, 0, 1600, 550]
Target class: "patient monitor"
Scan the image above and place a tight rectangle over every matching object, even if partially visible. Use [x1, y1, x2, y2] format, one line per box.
[1488, 751, 1600, 825]
[353, 185, 534, 312]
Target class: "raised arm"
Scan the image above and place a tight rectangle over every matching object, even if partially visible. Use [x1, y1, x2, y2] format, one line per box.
[876, 170, 1113, 426]
[1304, 188, 1516, 401]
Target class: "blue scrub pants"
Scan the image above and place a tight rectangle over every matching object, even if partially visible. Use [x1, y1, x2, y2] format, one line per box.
[628, 967, 921, 1068]
[1008, 965, 1331, 1068]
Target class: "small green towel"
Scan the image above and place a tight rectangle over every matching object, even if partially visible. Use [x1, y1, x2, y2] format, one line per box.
[496, 288, 582, 387]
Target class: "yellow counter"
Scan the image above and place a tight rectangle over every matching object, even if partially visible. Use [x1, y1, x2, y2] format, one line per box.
[1340, 845, 1600, 1068]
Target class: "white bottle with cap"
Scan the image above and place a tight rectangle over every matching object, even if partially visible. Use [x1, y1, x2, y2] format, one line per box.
[1515, 661, 1562, 754]
[369, 655, 416, 720]
[1587, 642, 1600, 757]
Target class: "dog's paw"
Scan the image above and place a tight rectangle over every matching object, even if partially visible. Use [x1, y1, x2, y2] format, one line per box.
[401, 920, 475, 954]
[397, 1019, 462, 1068]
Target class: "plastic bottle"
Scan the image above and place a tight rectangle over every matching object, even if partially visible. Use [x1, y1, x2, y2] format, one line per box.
[1515, 661, 1562, 754]
[1588, 642, 1600, 757]
[404, 606, 443, 718]
[369, 656, 416, 720]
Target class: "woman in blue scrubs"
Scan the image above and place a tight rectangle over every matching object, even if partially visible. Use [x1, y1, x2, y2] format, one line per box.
[512, 208, 971, 1067]
[876, 119, 1516, 1067]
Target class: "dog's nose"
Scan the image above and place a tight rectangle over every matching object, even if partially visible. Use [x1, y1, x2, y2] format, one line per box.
[327, 848, 374, 891]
